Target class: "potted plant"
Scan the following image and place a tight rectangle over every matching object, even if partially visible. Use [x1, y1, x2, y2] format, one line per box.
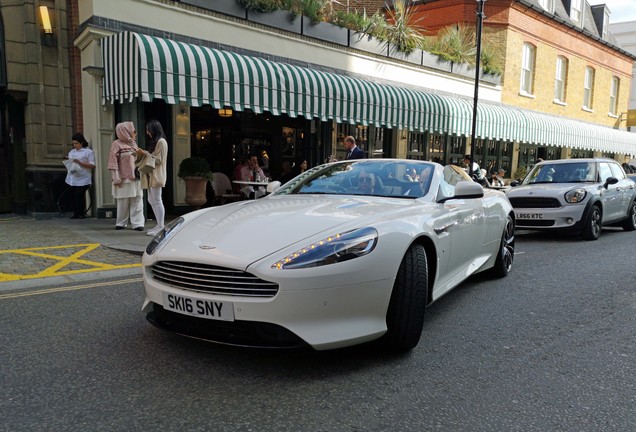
[178, 157, 213, 209]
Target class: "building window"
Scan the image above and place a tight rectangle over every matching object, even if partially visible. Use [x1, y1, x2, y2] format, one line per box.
[570, 0, 583, 24]
[609, 76, 619, 116]
[554, 56, 567, 103]
[583, 67, 595, 110]
[602, 10, 610, 39]
[520, 43, 536, 95]
[406, 132, 426, 160]
[538, 0, 554, 13]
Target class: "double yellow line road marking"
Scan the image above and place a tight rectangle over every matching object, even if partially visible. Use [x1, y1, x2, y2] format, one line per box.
[0, 277, 143, 300]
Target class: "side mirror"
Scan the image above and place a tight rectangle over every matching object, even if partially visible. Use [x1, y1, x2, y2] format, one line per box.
[439, 180, 484, 203]
[603, 177, 619, 189]
[509, 180, 520, 187]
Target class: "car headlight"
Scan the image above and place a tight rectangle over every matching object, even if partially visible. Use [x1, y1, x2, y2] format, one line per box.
[145, 217, 185, 255]
[272, 227, 378, 270]
[565, 188, 587, 203]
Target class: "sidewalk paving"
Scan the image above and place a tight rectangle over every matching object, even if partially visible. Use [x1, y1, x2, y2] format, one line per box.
[0, 215, 161, 290]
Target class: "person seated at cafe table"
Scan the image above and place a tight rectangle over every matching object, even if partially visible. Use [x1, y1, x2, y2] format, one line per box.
[239, 153, 267, 199]
[490, 168, 507, 187]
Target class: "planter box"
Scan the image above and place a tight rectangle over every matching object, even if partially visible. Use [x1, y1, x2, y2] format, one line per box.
[480, 71, 501, 85]
[302, 17, 349, 46]
[349, 32, 388, 57]
[422, 51, 452, 73]
[388, 46, 423, 66]
[452, 63, 477, 79]
[180, 0, 246, 19]
[248, 9, 301, 34]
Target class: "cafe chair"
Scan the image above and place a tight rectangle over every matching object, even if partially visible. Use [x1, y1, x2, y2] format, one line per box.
[211, 172, 241, 205]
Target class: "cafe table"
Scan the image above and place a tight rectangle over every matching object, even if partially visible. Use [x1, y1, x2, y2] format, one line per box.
[233, 180, 270, 199]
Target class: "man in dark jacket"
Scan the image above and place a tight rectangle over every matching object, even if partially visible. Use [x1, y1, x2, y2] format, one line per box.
[344, 136, 364, 160]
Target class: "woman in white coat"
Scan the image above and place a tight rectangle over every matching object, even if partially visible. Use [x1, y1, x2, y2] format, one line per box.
[136, 119, 168, 236]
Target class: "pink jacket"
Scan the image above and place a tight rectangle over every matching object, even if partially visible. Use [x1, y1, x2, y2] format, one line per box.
[108, 122, 138, 185]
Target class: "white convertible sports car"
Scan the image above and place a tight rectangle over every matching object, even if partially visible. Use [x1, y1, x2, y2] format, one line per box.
[142, 159, 515, 351]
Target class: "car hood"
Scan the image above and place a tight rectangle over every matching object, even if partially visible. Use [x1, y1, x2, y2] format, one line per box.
[506, 183, 595, 197]
[155, 195, 411, 268]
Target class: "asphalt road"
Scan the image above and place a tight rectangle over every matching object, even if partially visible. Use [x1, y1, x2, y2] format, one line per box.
[1, 228, 635, 431]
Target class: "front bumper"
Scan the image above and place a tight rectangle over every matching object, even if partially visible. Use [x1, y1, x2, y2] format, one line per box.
[141, 265, 395, 350]
[513, 202, 587, 230]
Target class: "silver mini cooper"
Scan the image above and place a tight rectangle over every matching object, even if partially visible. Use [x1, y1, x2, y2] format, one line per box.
[507, 158, 636, 240]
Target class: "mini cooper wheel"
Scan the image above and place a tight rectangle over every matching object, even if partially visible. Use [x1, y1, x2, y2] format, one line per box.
[621, 200, 636, 231]
[582, 204, 602, 241]
[490, 215, 514, 278]
[380, 244, 428, 351]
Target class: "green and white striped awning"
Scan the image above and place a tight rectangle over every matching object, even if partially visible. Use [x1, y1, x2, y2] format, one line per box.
[102, 31, 636, 156]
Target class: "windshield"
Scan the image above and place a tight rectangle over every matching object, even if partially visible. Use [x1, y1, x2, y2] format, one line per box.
[523, 162, 597, 185]
[273, 160, 439, 199]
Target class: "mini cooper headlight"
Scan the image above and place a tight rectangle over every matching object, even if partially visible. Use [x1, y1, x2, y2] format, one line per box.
[145, 217, 185, 255]
[272, 227, 378, 269]
[565, 188, 587, 203]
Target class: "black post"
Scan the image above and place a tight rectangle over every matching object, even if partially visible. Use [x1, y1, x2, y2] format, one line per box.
[470, 0, 486, 177]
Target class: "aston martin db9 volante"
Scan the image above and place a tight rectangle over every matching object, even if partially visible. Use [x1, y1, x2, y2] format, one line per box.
[142, 159, 515, 351]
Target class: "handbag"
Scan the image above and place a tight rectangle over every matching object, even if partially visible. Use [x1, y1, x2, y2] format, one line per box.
[135, 153, 155, 174]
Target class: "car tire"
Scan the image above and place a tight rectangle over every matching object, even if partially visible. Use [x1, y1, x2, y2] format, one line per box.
[621, 200, 636, 231]
[380, 244, 428, 352]
[581, 204, 602, 241]
[489, 214, 515, 278]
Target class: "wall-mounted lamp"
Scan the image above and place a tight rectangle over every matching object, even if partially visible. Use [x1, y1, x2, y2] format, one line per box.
[401, 130, 408, 140]
[39, 6, 56, 46]
[218, 108, 233, 118]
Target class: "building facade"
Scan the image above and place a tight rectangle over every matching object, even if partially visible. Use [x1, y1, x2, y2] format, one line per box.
[0, 0, 79, 214]
[410, 0, 636, 173]
[611, 20, 636, 133]
[2, 0, 636, 217]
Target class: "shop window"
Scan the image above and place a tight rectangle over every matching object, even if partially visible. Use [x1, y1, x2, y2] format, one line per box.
[428, 133, 445, 163]
[554, 56, 567, 103]
[476, 139, 512, 175]
[583, 67, 595, 110]
[520, 43, 536, 96]
[447, 135, 466, 166]
[406, 132, 426, 160]
[609, 77, 619, 116]
[571, 149, 593, 158]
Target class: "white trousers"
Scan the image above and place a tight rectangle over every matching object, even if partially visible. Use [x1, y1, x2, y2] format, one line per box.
[115, 195, 144, 228]
[147, 186, 165, 228]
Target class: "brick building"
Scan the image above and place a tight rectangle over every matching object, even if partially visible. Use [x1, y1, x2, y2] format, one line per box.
[410, 0, 635, 167]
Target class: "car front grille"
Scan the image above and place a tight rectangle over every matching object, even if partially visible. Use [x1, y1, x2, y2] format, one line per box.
[151, 261, 279, 297]
[509, 197, 562, 208]
[516, 219, 555, 227]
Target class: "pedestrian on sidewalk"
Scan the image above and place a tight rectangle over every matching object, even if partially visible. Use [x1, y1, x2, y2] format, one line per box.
[136, 119, 168, 236]
[108, 122, 145, 231]
[64, 132, 95, 219]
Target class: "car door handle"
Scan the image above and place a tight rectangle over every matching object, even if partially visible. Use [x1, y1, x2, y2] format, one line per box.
[434, 220, 459, 234]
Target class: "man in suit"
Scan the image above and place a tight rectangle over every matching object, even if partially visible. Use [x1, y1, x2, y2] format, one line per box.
[344, 136, 364, 160]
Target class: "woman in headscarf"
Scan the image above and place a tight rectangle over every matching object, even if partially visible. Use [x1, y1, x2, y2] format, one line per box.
[108, 121, 145, 231]
[136, 119, 168, 236]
